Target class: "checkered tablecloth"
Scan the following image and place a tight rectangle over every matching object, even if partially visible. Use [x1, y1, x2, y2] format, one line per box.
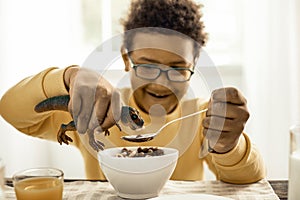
[4, 179, 279, 200]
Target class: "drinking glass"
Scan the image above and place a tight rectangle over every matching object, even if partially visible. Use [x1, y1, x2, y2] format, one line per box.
[288, 125, 300, 200]
[13, 168, 64, 200]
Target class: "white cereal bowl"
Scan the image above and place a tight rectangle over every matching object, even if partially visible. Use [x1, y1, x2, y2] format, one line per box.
[98, 146, 179, 199]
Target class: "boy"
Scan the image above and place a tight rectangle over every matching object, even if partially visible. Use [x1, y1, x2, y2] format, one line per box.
[0, 0, 265, 182]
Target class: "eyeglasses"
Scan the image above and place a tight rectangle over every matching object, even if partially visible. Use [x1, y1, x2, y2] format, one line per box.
[129, 58, 194, 82]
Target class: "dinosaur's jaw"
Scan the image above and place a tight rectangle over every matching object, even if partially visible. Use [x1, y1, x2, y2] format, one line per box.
[129, 119, 144, 130]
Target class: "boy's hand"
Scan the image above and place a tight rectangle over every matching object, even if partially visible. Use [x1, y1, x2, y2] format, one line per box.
[202, 87, 250, 153]
[64, 67, 121, 134]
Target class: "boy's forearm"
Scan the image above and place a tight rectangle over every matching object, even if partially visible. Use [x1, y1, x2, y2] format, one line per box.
[0, 67, 70, 129]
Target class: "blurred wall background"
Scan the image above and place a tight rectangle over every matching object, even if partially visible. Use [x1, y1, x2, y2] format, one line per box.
[0, 0, 299, 179]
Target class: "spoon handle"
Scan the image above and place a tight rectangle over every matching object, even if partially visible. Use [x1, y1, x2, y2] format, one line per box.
[157, 108, 208, 133]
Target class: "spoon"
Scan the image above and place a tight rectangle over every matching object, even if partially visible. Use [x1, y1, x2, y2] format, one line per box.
[121, 108, 208, 142]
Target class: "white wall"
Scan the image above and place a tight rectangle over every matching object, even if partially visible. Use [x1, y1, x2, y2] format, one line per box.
[0, 0, 87, 178]
[241, 0, 300, 180]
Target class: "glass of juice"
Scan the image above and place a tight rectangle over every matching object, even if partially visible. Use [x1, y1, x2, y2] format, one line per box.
[13, 168, 63, 200]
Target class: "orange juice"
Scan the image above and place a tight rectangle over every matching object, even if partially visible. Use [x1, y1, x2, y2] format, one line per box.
[14, 177, 63, 200]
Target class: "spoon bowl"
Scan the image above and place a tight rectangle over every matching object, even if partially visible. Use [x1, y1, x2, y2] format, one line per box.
[121, 108, 208, 143]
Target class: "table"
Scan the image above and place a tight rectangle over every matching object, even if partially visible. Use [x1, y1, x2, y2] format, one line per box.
[4, 179, 287, 200]
[269, 180, 288, 200]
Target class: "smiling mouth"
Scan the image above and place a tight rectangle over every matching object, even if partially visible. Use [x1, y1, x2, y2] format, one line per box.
[147, 91, 171, 99]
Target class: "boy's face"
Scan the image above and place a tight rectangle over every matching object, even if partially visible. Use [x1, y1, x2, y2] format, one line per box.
[124, 32, 195, 114]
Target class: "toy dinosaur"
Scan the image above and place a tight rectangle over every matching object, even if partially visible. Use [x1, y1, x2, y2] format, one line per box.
[34, 95, 144, 151]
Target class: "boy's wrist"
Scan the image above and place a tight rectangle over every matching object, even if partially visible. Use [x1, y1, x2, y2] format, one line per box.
[63, 65, 80, 91]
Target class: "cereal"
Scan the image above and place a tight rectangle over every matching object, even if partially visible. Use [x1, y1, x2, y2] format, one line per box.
[115, 147, 164, 157]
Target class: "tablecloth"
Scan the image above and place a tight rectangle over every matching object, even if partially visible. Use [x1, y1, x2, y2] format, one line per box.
[4, 179, 279, 200]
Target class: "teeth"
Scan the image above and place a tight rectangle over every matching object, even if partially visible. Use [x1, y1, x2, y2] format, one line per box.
[151, 93, 166, 97]
[147, 90, 169, 98]
[153, 93, 167, 97]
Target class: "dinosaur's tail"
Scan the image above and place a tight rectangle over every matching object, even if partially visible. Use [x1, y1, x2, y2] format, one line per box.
[34, 95, 70, 112]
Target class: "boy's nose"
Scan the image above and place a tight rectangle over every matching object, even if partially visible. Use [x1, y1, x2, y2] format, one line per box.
[152, 71, 169, 86]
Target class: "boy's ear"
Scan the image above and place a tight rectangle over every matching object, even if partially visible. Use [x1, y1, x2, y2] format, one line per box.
[121, 45, 131, 72]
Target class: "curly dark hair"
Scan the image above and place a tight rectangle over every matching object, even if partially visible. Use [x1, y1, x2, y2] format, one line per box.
[120, 0, 208, 57]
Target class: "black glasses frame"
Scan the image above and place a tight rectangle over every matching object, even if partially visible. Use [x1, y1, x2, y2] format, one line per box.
[132, 64, 194, 82]
[128, 55, 194, 82]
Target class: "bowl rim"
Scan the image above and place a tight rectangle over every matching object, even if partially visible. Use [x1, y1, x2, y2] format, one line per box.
[99, 146, 178, 160]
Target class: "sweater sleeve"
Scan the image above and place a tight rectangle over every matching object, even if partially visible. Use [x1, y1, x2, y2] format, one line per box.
[0, 67, 75, 142]
[205, 133, 266, 184]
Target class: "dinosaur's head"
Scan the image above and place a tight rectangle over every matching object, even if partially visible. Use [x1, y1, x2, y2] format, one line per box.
[120, 106, 144, 130]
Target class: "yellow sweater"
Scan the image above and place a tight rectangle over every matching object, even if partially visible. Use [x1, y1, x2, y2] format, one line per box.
[0, 67, 265, 183]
